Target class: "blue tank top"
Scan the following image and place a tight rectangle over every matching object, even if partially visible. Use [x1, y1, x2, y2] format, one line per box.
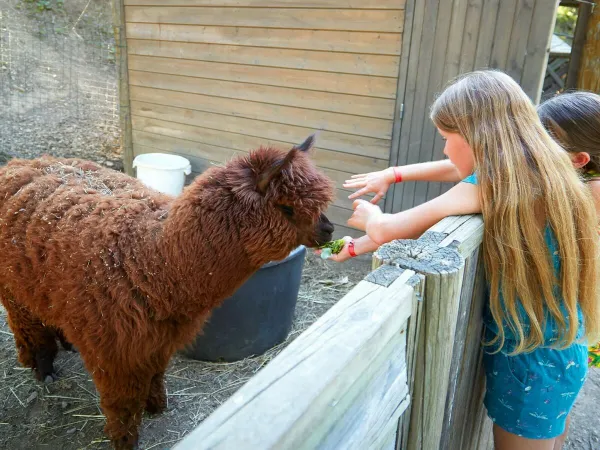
[462, 173, 585, 349]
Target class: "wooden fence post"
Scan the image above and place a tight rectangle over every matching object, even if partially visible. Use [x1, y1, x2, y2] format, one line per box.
[374, 215, 491, 450]
[111, 0, 134, 175]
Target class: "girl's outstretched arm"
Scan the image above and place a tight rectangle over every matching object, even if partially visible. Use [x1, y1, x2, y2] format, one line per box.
[344, 159, 461, 204]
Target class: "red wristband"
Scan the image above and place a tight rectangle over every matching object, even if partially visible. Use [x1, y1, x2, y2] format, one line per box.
[347, 239, 357, 258]
[392, 167, 403, 183]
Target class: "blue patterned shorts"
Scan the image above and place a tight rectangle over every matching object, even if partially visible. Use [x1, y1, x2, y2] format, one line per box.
[483, 334, 588, 439]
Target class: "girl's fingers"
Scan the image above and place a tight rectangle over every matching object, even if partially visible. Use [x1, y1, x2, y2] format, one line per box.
[350, 173, 368, 179]
[371, 192, 384, 204]
[348, 187, 370, 199]
[343, 180, 366, 188]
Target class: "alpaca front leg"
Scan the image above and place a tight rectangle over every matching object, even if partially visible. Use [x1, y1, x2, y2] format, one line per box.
[1, 294, 58, 382]
[145, 371, 167, 415]
[94, 371, 152, 450]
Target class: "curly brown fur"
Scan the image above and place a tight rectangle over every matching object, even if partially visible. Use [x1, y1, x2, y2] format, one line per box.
[0, 137, 334, 449]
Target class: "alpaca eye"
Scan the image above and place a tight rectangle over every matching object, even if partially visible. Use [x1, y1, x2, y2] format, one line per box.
[277, 205, 294, 217]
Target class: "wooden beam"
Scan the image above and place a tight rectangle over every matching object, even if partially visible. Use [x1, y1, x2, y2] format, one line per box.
[577, 3, 600, 91]
[174, 269, 416, 450]
[566, 1, 593, 89]
[373, 214, 490, 450]
[112, 0, 134, 175]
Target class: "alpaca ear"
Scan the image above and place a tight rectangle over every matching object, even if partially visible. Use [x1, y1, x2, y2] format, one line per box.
[256, 149, 296, 195]
[292, 133, 317, 152]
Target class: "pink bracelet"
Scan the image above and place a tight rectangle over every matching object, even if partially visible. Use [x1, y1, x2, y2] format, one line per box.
[392, 167, 403, 183]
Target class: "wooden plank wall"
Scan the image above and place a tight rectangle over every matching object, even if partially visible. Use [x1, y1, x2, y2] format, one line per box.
[387, 0, 558, 214]
[121, 0, 406, 237]
[578, 4, 600, 92]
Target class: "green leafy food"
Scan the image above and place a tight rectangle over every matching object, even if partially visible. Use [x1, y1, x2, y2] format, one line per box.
[318, 239, 346, 256]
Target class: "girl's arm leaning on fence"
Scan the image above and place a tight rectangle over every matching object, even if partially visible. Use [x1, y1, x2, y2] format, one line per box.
[320, 181, 481, 262]
[344, 159, 461, 204]
[352, 181, 481, 245]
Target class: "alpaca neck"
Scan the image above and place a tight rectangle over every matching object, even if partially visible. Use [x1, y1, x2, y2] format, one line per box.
[137, 186, 262, 321]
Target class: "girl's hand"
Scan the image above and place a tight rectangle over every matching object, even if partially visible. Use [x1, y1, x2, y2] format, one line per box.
[343, 168, 396, 204]
[348, 199, 383, 232]
[314, 236, 355, 262]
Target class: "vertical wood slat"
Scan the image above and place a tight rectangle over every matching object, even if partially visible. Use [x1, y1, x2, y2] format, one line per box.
[113, 0, 135, 175]
[385, 0, 416, 213]
[577, 2, 600, 92]
[388, 0, 426, 213]
[389, 0, 557, 213]
[374, 214, 490, 450]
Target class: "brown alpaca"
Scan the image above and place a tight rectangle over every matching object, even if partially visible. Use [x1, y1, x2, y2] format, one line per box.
[0, 136, 334, 449]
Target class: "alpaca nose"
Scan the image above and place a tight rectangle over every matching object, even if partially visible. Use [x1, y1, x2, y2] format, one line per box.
[314, 213, 334, 245]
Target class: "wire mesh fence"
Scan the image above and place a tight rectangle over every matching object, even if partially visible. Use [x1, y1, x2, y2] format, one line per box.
[0, 0, 121, 168]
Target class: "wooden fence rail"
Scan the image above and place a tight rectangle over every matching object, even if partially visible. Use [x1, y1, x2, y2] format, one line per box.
[175, 214, 491, 450]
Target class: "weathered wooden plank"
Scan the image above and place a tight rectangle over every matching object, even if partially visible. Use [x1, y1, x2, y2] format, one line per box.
[385, 0, 415, 213]
[577, 4, 600, 92]
[124, 0, 406, 8]
[125, 23, 403, 55]
[440, 249, 482, 450]
[458, 0, 483, 74]
[128, 54, 398, 99]
[397, 272, 425, 450]
[505, 0, 536, 84]
[174, 273, 415, 450]
[437, 215, 485, 257]
[398, 0, 438, 211]
[125, 6, 404, 33]
[112, 0, 134, 175]
[520, 0, 557, 103]
[130, 99, 392, 157]
[411, 0, 457, 206]
[489, 0, 517, 68]
[126, 39, 401, 77]
[128, 72, 394, 139]
[130, 114, 390, 165]
[130, 123, 388, 174]
[375, 234, 466, 450]
[473, 0, 500, 69]
[389, 0, 426, 213]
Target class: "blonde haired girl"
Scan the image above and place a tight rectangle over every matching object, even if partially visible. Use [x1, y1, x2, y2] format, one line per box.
[323, 71, 599, 449]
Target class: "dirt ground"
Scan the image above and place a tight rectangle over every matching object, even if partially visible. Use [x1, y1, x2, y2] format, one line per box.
[0, 254, 373, 450]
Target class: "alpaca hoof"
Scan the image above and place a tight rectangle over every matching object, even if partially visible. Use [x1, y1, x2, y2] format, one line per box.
[145, 392, 167, 415]
[112, 436, 138, 450]
[145, 400, 166, 415]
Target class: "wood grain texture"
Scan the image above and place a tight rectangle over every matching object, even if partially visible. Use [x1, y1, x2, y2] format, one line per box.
[174, 272, 416, 450]
[128, 73, 394, 139]
[128, 54, 398, 99]
[113, 0, 134, 175]
[126, 39, 401, 77]
[124, 0, 406, 8]
[130, 99, 392, 158]
[577, 5, 600, 92]
[125, 23, 403, 55]
[125, 6, 404, 33]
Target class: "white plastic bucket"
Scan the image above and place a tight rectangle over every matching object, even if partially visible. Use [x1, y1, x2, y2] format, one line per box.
[132, 153, 192, 196]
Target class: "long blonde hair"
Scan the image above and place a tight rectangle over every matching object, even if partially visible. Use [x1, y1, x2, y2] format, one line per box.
[431, 70, 599, 353]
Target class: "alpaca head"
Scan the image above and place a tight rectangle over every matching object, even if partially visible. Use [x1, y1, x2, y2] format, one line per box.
[215, 134, 335, 263]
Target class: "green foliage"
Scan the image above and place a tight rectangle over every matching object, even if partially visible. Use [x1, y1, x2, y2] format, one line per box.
[554, 5, 578, 45]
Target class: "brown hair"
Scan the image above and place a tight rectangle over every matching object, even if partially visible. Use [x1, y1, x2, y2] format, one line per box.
[538, 91, 600, 173]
